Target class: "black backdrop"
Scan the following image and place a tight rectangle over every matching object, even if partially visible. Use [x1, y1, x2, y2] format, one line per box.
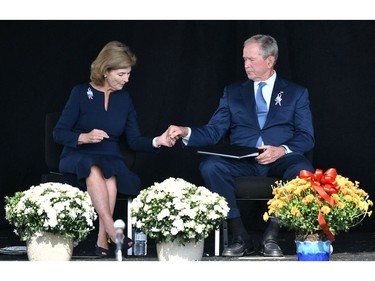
[1, 20, 374, 229]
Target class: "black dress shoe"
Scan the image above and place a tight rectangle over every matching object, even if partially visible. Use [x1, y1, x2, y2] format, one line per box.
[261, 239, 284, 257]
[222, 236, 255, 257]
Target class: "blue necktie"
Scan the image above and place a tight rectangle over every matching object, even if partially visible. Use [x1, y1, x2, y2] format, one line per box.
[256, 82, 267, 146]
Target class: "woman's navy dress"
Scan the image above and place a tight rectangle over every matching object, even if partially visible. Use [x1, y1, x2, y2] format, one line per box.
[53, 83, 156, 196]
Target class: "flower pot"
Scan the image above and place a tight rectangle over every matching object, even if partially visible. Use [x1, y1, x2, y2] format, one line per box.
[295, 240, 331, 261]
[156, 238, 204, 261]
[130, 178, 229, 254]
[27, 232, 73, 261]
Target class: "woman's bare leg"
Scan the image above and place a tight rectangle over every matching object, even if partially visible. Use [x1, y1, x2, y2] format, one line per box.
[86, 166, 118, 251]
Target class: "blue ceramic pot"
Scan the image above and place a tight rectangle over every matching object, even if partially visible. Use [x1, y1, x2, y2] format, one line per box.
[295, 240, 331, 261]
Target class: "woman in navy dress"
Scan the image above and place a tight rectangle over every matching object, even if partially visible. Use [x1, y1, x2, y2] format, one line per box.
[53, 41, 174, 257]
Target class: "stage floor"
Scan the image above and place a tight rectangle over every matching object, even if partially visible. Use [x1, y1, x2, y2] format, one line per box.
[1, 223, 375, 262]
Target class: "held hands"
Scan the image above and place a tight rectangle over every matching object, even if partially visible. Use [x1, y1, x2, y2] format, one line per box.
[79, 129, 109, 144]
[167, 125, 188, 140]
[255, 145, 286, 165]
[154, 125, 188, 147]
[155, 128, 176, 147]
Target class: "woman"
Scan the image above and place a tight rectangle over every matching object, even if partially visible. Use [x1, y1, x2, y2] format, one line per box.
[53, 41, 174, 257]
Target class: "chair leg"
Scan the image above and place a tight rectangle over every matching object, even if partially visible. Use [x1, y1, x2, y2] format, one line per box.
[223, 220, 229, 250]
[215, 228, 220, 256]
[127, 197, 133, 256]
[214, 220, 229, 256]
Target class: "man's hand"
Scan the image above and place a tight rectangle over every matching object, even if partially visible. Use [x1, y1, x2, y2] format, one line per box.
[255, 145, 286, 165]
[167, 125, 189, 141]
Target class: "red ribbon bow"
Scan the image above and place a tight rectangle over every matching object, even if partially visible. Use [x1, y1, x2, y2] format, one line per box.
[300, 168, 340, 242]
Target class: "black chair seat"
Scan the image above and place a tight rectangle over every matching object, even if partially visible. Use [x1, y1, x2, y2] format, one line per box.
[235, 176, 278, 200]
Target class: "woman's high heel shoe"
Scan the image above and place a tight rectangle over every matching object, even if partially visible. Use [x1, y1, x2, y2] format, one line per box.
[108, 236, 134, 250]
[123, 236, 133, 250]
[95, 244, 111, 257]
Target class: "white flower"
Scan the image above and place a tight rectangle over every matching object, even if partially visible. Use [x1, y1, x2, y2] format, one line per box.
[130, 177, 229, 244]
[157, 208, 170, 220]
[4, 182, 97, 244]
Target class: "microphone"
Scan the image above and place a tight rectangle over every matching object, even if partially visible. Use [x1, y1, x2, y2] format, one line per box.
[114, 219, 125, 261]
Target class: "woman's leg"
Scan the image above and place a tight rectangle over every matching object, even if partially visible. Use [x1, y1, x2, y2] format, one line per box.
[97, 177, 117, 251]
[86, 165, 117, 251]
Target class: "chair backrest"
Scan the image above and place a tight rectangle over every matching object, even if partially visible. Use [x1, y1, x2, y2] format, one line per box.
[44, 112, 136, 173]
[44, 112, 63, 172]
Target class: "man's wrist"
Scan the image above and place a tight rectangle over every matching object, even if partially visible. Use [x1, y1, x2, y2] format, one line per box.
[281, 145, 291, 154]
[184, 127, 191, 139]
[153, 137, 161, 148]
[181, 127, 191, 145]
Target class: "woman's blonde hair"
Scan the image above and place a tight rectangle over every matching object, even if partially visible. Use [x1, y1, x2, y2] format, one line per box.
[90, 41, 137, 85]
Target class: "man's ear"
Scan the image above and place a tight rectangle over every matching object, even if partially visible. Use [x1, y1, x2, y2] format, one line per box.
[266, 56, 275, 68]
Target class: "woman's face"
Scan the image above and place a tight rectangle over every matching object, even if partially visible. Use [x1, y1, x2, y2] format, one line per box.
[105, 67, 131, 91]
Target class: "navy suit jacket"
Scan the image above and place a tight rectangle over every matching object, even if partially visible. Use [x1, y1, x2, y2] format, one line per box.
[186, 77, 314, 154]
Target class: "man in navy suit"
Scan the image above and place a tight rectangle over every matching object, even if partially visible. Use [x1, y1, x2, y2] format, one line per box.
[167, 34, 315, 257]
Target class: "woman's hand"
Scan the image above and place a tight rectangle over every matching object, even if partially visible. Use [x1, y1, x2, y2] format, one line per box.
[155, 128, 177, 147]
[78, 129, 109, 144]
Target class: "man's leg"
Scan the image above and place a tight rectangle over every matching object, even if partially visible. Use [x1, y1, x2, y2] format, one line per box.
[199, 156, 258, 257]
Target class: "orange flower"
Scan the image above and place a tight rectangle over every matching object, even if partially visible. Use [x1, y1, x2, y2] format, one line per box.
[263, 170, 372, 236]
[291, 206, 302, 217]
[321, 205, 331, 215]
[302, 194, 315, 205]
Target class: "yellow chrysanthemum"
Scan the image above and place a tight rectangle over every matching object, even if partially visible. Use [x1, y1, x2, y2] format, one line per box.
[336, 202, 345, 209]
[263, 212, 269, 222]
[264, 171, 372, 235]
[321, 205, 331, 215]
[302, 194, 315, 205]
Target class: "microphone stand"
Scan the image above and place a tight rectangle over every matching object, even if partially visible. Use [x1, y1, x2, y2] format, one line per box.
[114, 219, 125, 262]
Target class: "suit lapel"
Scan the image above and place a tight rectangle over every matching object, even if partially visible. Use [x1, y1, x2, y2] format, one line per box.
[265, 78, 287, 126]
[240, 81, 257, 120]
[240, 78, 288, 129]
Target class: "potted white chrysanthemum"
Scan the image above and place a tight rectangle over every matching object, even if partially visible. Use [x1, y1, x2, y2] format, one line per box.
[4, 182, 97, 260]
[130, 177, 229, 261]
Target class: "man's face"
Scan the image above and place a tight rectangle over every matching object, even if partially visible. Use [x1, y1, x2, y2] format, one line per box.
[243, 43, 273, 82]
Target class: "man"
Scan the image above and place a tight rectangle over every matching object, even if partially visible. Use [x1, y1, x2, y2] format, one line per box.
[167, 34, 315, 257]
